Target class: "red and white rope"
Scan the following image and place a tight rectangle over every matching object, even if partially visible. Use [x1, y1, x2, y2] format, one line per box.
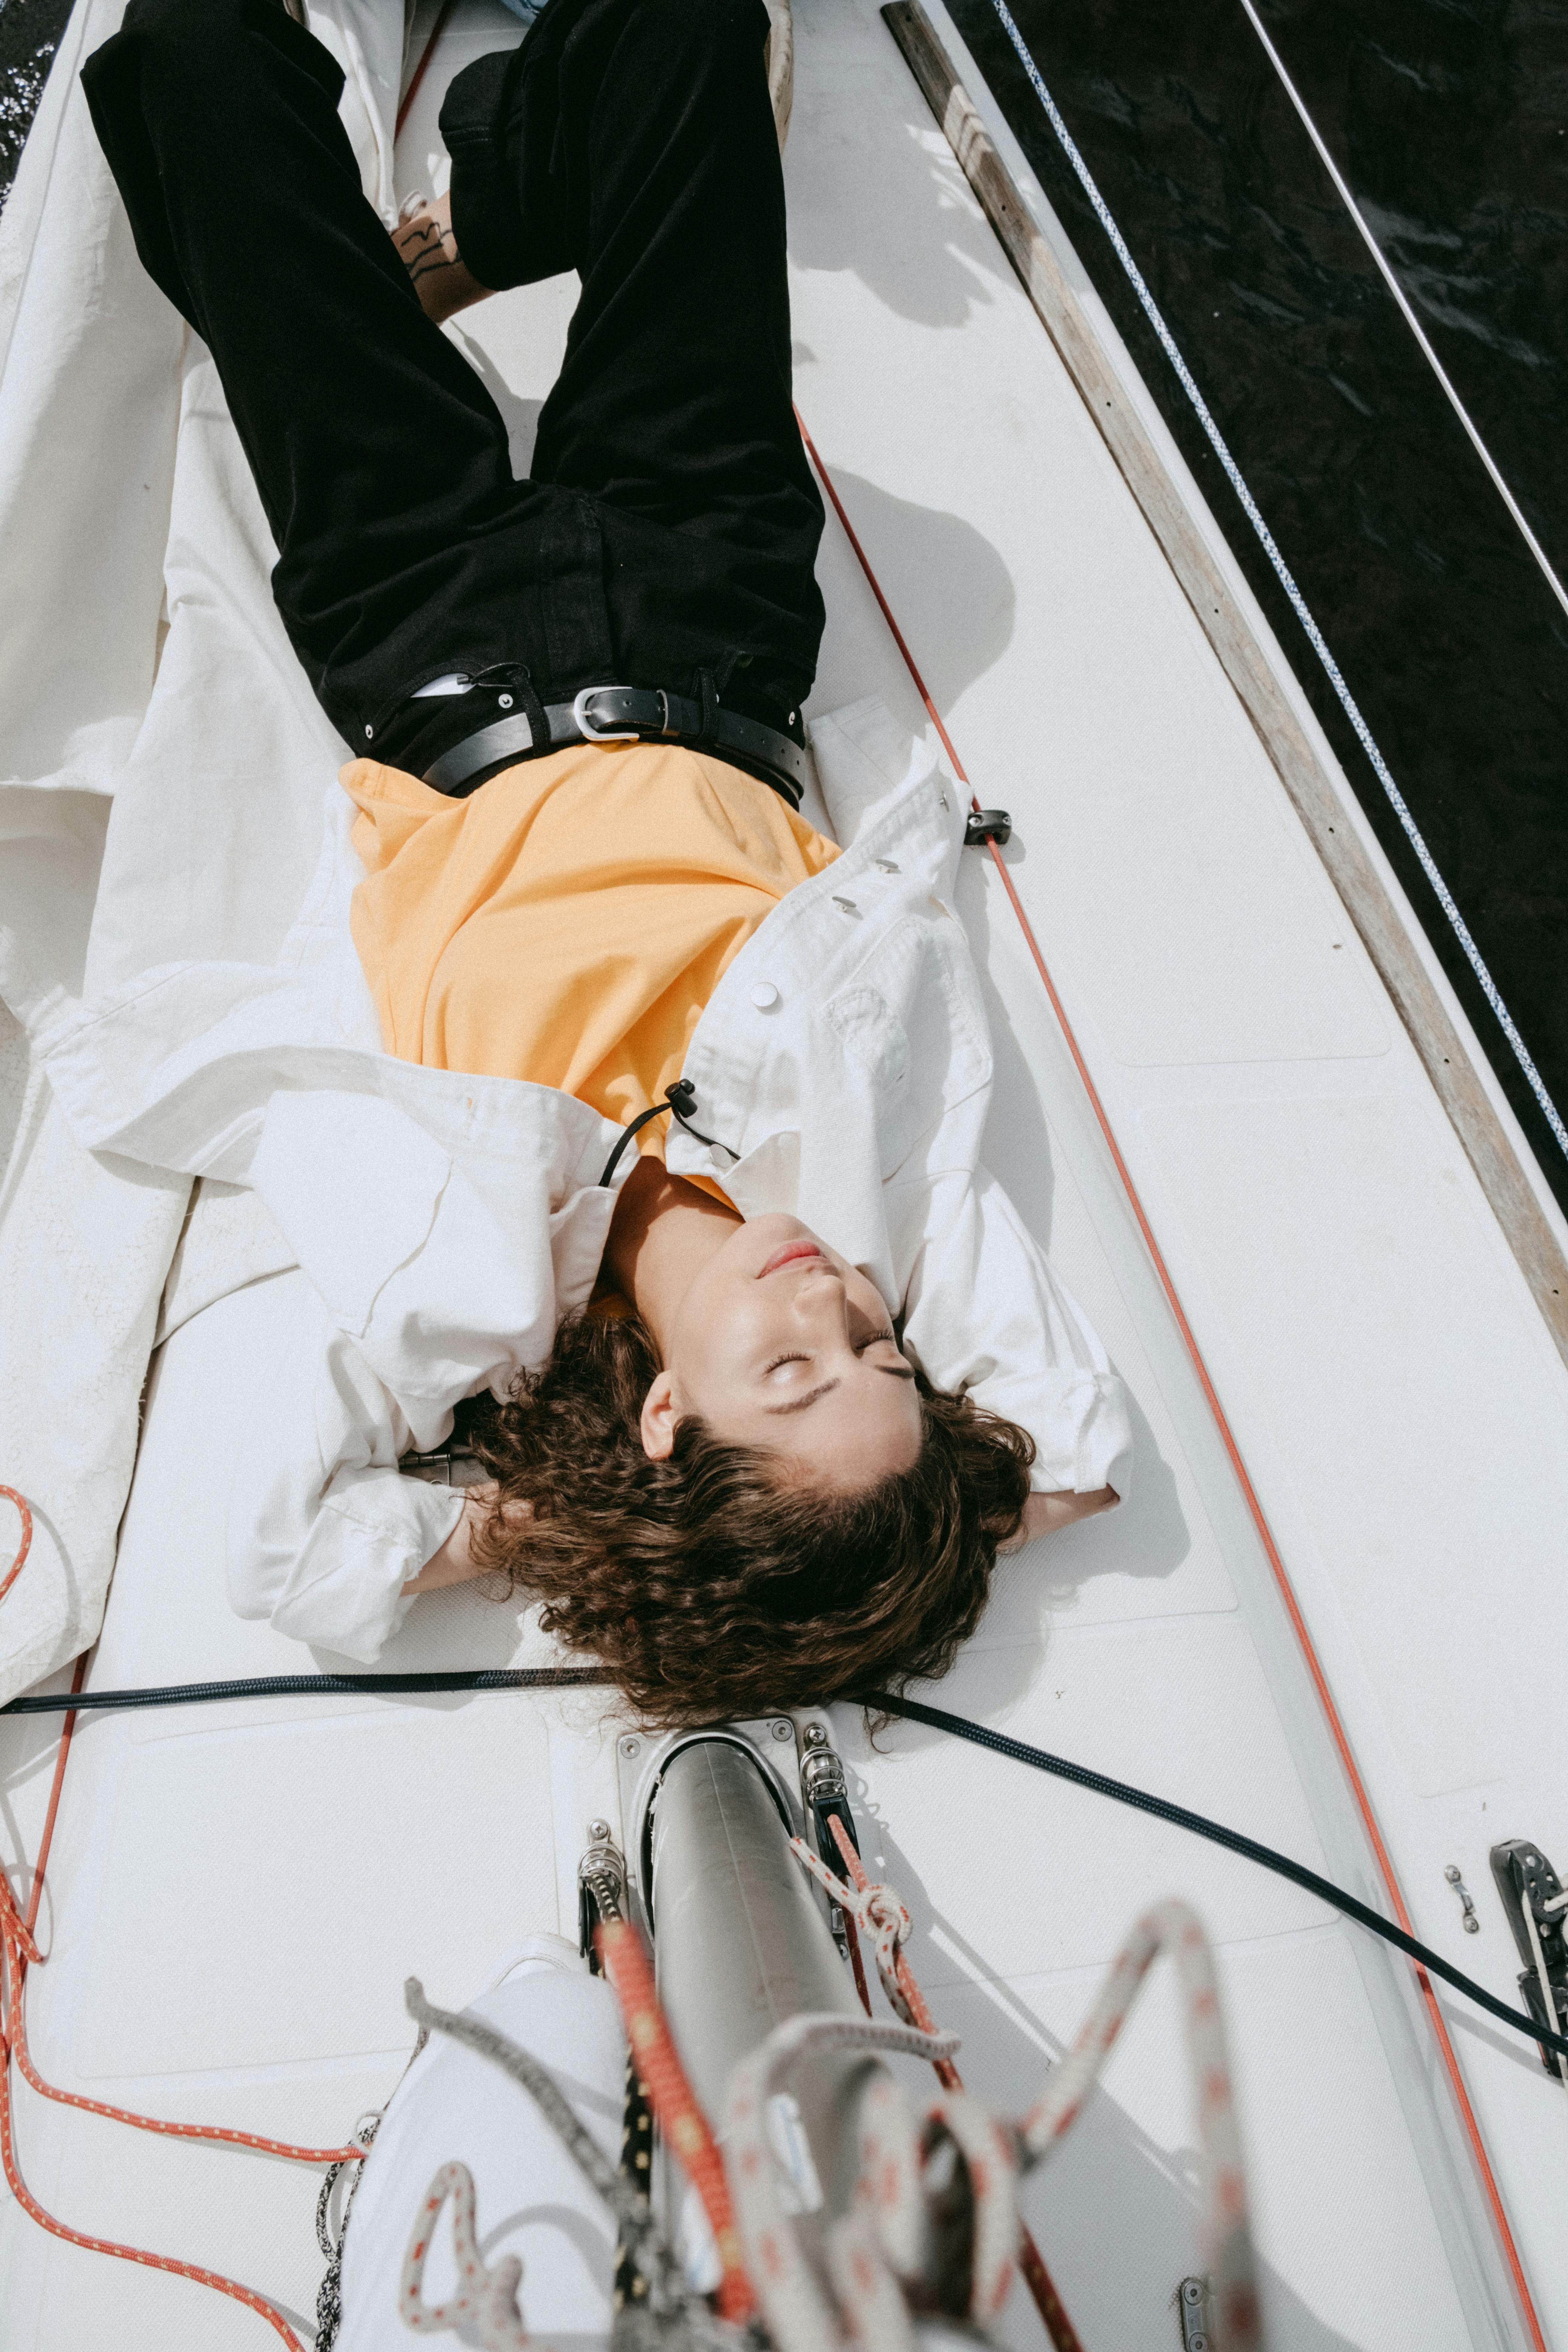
[790, 1836, 917, 2026]
[1018, 1898, 1260, 2350]
[0, 1487, 364, 2348]
[795, 1815, 1085, 2352]
[775, 1835, 1264, 2351]
[594, 1917, 756, 2322]
[401, 2158, 530, 2347]
[0, 1859, 358, 2347]
[724, 2009, 962, 2352]
[0, 1483, 32, 1606]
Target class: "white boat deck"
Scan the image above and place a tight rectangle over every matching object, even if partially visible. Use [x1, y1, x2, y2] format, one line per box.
[5, 1, 1568, 2345]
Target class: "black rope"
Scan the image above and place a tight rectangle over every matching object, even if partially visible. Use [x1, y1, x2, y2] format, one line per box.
[861, 1690, 1568, 2063]
[5, 1662, 1560, 2063]
[597, 1099, 676, 1191]
[597, 1079, 734, 1190]
[612, 2049, 655, 2317]
[0, 1668, 608, 1716]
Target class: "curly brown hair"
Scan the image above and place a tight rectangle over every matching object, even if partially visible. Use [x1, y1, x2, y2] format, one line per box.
[462, 1308, 1035, 1727]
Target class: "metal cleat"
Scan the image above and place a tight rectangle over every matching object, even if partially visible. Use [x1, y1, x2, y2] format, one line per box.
[579, 1822, 629, 1963]
[798, 1720, 862, 1963]
[1490, 1838, 1568, 2078]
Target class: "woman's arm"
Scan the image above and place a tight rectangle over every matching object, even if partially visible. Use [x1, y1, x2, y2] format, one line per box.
[998, 1485, 1118, 1553]
[228, 1314, 472, 1660]
[401, 1482, 539, 1594]
[390, 191, 493, 325]
[402, 1482, 501, 1594]
[901, 1167, 1135, 1505]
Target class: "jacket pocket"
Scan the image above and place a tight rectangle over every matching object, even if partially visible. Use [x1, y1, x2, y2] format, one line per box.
[825, 916, 989, 1175]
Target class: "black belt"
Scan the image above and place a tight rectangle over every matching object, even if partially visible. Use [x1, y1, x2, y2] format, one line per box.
[421, 683, 808, 808]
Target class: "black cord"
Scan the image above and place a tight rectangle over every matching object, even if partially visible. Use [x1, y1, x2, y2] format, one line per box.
[0, 1668, 608, 1716]
[597, 1080, 735, 1189]
[6, 1664, 1560, 2064]
[597, 1101, 674, 1191]
[861, 1690, 1568, 2063]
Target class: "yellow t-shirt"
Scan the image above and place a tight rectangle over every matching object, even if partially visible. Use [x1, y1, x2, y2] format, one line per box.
[341, 741, 839, 1172]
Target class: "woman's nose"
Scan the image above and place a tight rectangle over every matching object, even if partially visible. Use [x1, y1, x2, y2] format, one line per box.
[795, 1267, 848, 1319]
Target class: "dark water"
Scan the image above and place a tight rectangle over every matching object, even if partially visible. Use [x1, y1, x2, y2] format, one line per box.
[0, 0, 61, 202]
[949, 0, 1568, 1207]
[6, 3, 1568, 1205]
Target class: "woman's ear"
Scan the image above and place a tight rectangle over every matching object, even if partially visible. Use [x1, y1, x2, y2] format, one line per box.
[640, 1370, 678, 1462]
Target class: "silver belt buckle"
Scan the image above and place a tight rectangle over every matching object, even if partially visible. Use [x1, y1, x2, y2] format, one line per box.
[573, 684, 641, 744]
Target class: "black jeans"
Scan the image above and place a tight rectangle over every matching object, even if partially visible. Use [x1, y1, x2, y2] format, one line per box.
[81, 0, 825, 777]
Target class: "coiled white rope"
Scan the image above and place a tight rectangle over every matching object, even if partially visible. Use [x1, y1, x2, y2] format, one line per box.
[1018, 1899, 1258, 2347]
[725, 1891, 1263, 2352]
[723, 2011, 969, 2352]
[393, 1877, 1260, 2352]
[982, 0, 1568, 1161]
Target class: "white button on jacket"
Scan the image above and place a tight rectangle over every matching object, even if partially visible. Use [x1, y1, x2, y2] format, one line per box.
[35, 697, 1132, 1661]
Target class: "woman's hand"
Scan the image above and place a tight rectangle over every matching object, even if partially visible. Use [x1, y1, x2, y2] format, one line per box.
[403, 1480, 510, 1594]
[390, 191, 493, 326]
[998, 1486, 1117, 1553]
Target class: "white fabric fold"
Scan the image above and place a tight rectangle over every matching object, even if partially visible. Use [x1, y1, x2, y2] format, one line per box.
[0, 0, 438, 1701]
[228, 1298, 467, 1664]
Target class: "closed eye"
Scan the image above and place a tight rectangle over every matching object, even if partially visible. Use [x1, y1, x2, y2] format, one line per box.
[763, 1351, 812, 1376]
[858, 1329, 916, 1380]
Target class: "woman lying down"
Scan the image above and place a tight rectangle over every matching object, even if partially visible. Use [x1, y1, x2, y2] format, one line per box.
[78, 0, 1131, 1726]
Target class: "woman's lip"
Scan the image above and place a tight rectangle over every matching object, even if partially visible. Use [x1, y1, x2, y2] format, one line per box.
[758, 1239, 829, 1279]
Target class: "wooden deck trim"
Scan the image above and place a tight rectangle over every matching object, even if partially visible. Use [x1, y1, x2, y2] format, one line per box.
[881, 0, 1568, 1368]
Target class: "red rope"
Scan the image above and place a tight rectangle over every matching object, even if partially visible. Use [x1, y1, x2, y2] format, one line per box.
[0, 1598, 362, 2346]
[0, 1484, 32, 1607]
[824, 1816, 1084, 2352]
[795, 408, 1548, 2352]
[396, 0, 458, 139]
[21, 1651, 85, 1941]
[817, 1808, 874, 2015]
[0, 1885, 363, 2163]
[841, 1905, 873, 2017]
[594, 1917, 756, 2323]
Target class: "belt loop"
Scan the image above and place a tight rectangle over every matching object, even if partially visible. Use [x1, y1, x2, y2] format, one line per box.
[499, 664, 546, 749]
[517, 667, 547, 749]
[470, 661, 547, 749]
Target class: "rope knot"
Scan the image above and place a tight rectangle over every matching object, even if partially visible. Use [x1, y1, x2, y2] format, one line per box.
[788, 1837, 916, 2024]
[0, 1874, 41, 1970]
[858, 1882, 913, 1952]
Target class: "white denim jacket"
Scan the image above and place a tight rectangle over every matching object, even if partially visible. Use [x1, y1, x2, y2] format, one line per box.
[37, 698, 1131, 1660]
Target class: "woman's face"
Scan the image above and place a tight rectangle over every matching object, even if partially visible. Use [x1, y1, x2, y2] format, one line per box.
[640, 1215, 925, 1491]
